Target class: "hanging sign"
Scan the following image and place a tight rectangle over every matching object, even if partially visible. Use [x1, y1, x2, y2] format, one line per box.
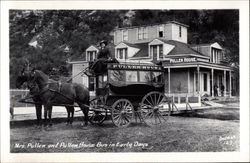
[169, 57, 196, 63]
[109, 64, 162, 71]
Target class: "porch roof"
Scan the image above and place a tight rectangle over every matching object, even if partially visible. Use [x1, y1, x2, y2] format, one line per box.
[163, 61, 234, 71]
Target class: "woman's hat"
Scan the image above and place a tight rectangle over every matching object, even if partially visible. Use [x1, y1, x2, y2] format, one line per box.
[99, 40, 108, 46]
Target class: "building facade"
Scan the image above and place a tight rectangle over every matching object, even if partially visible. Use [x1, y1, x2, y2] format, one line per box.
[69, 21, 237, 99]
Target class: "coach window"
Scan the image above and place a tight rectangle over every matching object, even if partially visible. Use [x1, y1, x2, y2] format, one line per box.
[126, 71, 138, 82]
[139, 71, 151, 83]
[152, 72, 163, 83]
[109, 70, 125, 85]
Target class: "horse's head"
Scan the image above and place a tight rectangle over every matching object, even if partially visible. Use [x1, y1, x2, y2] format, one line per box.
[16, 68, 36, 89]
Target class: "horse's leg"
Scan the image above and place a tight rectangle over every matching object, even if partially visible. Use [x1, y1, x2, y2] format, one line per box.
[44, 105, 48, 127]
[65, 106, 71, 125]
[48, 105, 53, 126]
[70, 107, 75, 124]
[35, 104, 42, 126]
[78, 103, 89, 126]
[10, 107, 14, 119]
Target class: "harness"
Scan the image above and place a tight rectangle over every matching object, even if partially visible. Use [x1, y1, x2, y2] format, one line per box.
[19, 70, 89, 110]
[27, 80, 74, 104]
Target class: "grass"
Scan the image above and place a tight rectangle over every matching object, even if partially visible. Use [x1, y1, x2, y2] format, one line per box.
[10, 108, 239, 153]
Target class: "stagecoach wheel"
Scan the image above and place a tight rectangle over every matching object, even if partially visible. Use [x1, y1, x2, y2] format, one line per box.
[111, 99, 134, 128]
[89, 98, 107, 125]
[140, 91, 170, 126]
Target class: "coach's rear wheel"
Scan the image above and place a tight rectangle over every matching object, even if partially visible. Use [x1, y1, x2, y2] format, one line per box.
[89, 98, 107, 125]
[111, 99, 134, 128]
[140, 91, 170, 126]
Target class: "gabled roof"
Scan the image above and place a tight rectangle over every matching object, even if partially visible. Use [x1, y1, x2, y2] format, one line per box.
[118, 41, 141, 48]
[131, 43, 149, 58]
[158, 39, 206, 56]
[191, 42, 223, 50]
[69, 43, 116, 63]
[86, 45, 99, 51]
[131, 39, 207, 58]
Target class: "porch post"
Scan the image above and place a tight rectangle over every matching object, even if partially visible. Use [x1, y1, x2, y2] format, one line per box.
[168, 68, 171, 96]
[197, 66, 201, 104]
[224, 70, 226, 96]
[229, 71, 232, 97]
[211, 68, 214, 97]
[188, 68, 190, 94]
[197, 66, 200, 94]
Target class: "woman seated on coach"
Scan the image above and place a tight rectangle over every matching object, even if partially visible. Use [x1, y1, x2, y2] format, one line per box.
[85, 40, 118, 76]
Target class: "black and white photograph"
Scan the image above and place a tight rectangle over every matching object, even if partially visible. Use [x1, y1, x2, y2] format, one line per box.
[1, 0, 249, 162]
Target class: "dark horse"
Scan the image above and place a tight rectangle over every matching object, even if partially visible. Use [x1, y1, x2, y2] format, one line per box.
[16, 69, 90, 126]
[16, 75, 43, 126]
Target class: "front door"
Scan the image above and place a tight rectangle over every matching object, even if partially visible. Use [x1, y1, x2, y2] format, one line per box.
[200, 72, 210, 95]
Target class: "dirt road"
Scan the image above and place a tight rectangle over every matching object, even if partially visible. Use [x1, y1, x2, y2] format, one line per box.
[10, 108, 239, 152]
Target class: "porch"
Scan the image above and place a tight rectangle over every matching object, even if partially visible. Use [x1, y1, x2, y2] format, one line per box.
[164, 61, 236, 98]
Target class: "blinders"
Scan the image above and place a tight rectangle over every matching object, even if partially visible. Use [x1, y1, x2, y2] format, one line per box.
[16, 68, 37, 90]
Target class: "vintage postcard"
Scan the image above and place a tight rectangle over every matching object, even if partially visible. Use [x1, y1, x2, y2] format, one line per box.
[1, 0, 249, 162]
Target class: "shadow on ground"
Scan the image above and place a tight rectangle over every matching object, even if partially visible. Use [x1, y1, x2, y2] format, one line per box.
[175, 107, 239, 121]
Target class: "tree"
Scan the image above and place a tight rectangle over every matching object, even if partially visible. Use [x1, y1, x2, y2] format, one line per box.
[9, 10, 239, 88]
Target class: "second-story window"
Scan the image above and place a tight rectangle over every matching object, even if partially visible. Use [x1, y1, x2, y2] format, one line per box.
[158, 26, 164, 38]
[150, 44, 163, 60]
[87, 51, 97, 61]
[138, 27, 147, 40]
[143, 27, 148, 39]
[211, 48, 223, 64]
[123, 30, 128, 41]
[159, 45, 163, 59]
[138, 28, 143, 40]
[117, 48, 128, 60]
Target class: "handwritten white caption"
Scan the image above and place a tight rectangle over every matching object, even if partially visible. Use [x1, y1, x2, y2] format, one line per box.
[14, 141, 149, 149]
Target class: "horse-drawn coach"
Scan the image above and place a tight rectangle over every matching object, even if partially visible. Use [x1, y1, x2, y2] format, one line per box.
[17, 62, 171, 128]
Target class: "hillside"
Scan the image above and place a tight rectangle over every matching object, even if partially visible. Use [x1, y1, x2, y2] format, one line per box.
[9, 10, 239, 88]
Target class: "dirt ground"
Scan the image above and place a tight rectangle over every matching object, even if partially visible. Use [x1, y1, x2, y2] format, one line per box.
[10, 107, 239, 153]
